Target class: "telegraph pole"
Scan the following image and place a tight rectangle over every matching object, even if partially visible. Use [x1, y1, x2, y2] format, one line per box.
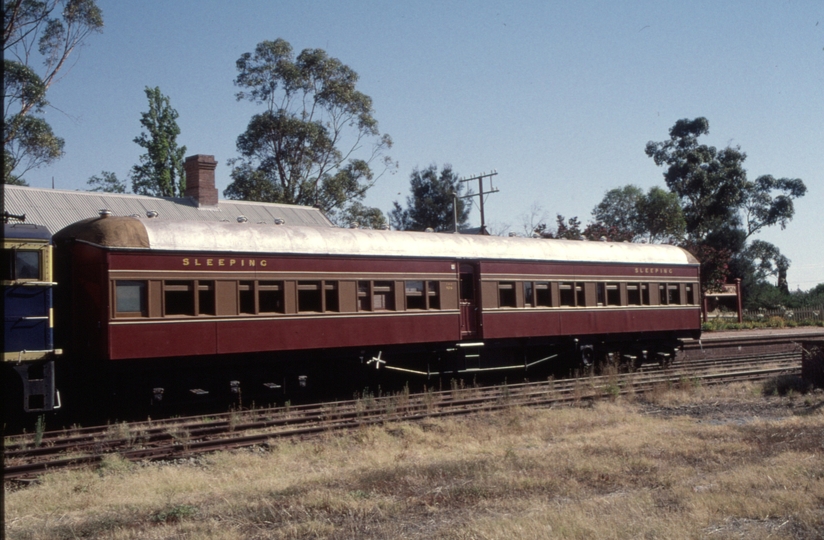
[458, 170, 499, 235]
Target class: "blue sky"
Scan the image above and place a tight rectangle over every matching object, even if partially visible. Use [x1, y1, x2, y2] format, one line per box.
[19, 0, 824, 289]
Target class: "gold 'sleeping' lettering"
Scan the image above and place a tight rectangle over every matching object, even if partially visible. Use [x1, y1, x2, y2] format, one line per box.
[634, 267, 673, 274]
[182, 258, 267, 267]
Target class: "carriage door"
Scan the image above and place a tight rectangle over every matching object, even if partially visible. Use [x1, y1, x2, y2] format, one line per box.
[459, 263, 480, 338]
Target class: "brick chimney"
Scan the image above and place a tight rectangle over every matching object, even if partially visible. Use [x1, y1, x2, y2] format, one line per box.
[184, 154, 219, 206]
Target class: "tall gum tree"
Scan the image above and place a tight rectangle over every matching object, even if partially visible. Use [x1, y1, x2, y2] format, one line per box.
[645, 117, 806, 291]
[225, 38, 395, 222]
[3, 0, 103, 184]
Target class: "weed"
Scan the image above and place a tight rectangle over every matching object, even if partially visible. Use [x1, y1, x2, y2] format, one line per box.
[677, 375, 701, 391]
[762, 375, 812, 397]
[167, 427, 191, 450]
[422, 385, 437, 413]
[98, 453, 134, 475]
[603, 382, 621, 400]
[34, 415, 45, 448]
[151, 503, 198, 523]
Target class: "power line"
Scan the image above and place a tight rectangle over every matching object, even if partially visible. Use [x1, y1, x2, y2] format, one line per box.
[458, 170, 499, 235]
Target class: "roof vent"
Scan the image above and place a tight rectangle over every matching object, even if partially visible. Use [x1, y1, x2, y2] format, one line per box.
[99, 209, 111, 218]
[382, 224, 390, 230]
[237, 216, 248, 223]
[425, 227, 434, 233]
[274, 218, 285, 225]
[508, 232, 518, 237]
[600, 236, 607, 242]
[146, 210, 158, 218]
[349, 221, 359, 229]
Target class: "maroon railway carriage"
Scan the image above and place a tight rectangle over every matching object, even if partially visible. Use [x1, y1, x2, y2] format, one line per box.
[52, 214, 700, 405]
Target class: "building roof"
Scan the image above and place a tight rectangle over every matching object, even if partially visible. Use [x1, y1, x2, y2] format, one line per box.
[55, 216, 700, 266]
[2, 185, 334, 233]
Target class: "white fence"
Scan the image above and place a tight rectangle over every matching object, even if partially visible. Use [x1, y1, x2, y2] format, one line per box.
[742, 305, 824, 322]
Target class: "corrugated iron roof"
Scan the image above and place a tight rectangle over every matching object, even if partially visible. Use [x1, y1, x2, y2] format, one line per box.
[2, 185, 334, 232]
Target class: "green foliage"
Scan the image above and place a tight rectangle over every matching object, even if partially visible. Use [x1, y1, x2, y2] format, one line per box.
[591, 184, 685, 243]
[744, 281, 824, 310]
[86, 170, 126, 193]
[3, 150, 28, 185]
[645, 117, 805, 248]
[645, 117, 806, 294]
[151, 504, 198, 523]
[3, 107, 64, 183]
[389, 164, 470, 232]
[638, 186, 686, 242]
[34, 414, 45, 447]
[552, 215, 583, 240]
[3, 0, 103, 183]
[131, 87, 187, 197]
[591, 185, 644, 238]
[225, 38, 394, 220]
[339, 201, 387, 229]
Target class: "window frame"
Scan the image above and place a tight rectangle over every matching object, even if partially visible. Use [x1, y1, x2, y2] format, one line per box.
[114, 280, 147, 318]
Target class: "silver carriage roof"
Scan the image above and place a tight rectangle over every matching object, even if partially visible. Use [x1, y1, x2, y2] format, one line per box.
[55, 217, 699, 266]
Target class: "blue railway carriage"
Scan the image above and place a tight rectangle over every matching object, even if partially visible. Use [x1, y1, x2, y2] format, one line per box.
[3, 221, 60, 412]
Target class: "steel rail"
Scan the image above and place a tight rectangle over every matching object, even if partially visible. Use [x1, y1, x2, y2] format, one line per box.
[3, 353, 799, 460]
[4, 356, 801, 482]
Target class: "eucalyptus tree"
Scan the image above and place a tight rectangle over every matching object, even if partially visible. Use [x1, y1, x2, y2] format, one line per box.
[225, 38, 394, 221]
[591, 185, 685, 243]
[3, 0, 103, 184]
[645, 117, 806, 292]
[645, 117, 805, 249]
[86, 170, 125, 193]
[389, 165, 470, 232]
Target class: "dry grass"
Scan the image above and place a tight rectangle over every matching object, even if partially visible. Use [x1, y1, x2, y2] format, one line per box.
[5, 380, 824, 539]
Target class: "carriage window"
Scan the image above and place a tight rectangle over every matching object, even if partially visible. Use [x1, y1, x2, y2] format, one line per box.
[667, 284, 681, 305]
[535, 282, 551, 307]
[641, 284, 650, 305]
[298, 281, 322, 312]
[324, 281, 339, 312]
[523, 282, 534, 307]
[627, 284, 641, 306]
[357, 281, 371, 311]
[406, 280, 425, 310]
[373, 281, 394, 311]
[560, 282, 574, 307]
[686, 284, 696, 305]
[498, 282, 516, 308]
[427, 281, 440, 309]
[576, 283, 586, 307]
[3, 250, 41, 280]
[596, 283, 606, 306]
[356, 281, 396, 311]
[198, 281, 215, 315]
[239, 281, 256, 314]
[606, 283, 620, 306]
[165, 281, 195, 316]
[259, 281, 284, 313]
[116, 281, 146, 315]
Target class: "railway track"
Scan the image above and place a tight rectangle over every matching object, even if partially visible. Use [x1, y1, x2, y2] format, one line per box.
[3, 350, 804, 482]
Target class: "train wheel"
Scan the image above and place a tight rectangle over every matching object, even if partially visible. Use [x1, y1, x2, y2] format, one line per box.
[579, 345, 594, 370]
